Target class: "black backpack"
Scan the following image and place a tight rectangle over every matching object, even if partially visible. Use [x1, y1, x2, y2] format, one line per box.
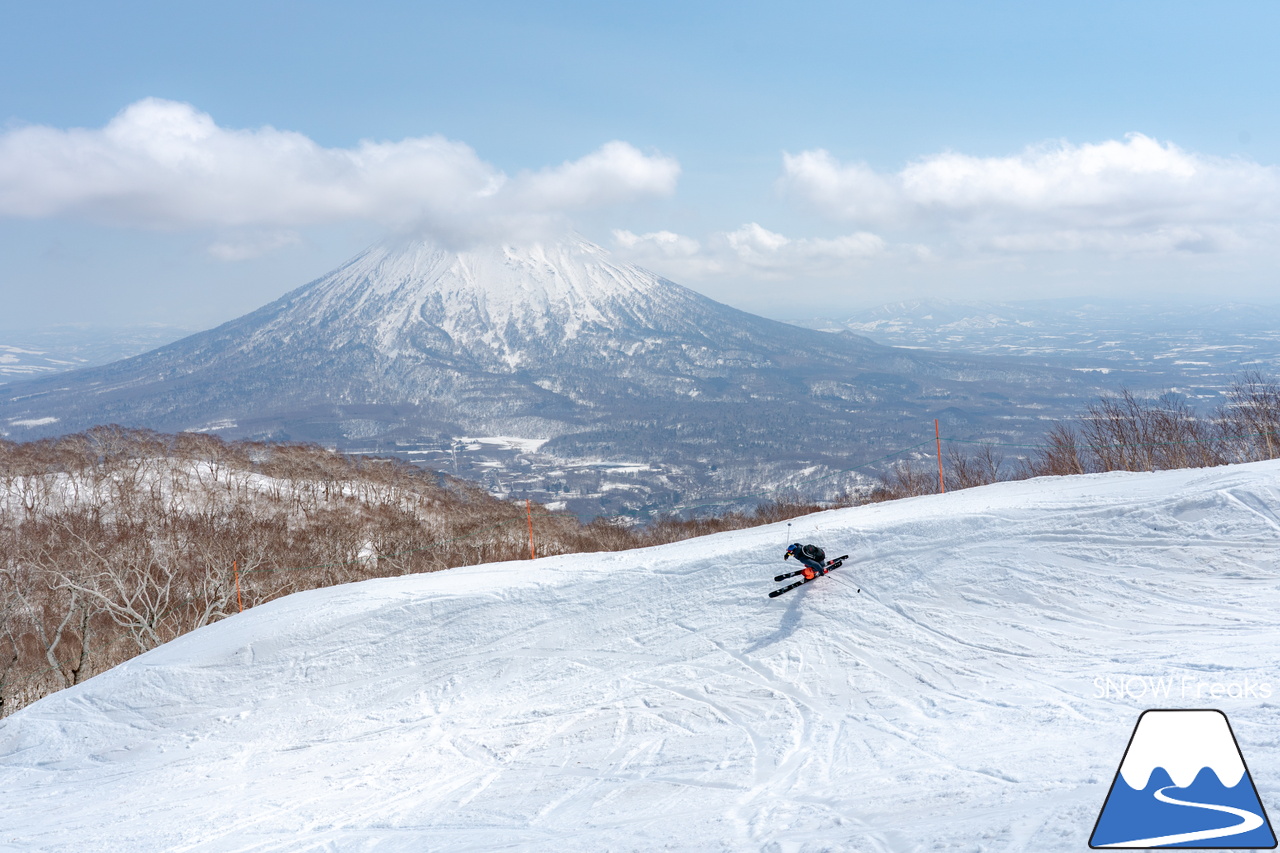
[800, 544, 825, 564]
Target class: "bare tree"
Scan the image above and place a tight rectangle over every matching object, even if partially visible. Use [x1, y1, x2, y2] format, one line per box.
[1221, 371, 1280, 462]
[0, 566, 24, 716]
[869, 458, 940, 501]
[1018, 422, 1087, 477]
[2, 559, 100, 691]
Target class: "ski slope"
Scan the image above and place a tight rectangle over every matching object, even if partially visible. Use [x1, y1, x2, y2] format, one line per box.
[4, 462, 1280, 852]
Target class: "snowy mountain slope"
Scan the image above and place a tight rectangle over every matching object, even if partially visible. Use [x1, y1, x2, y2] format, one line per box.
[0, 236, 1083, 437]
[4, 462, 1280, 852]
[0, 235, 1110, 516]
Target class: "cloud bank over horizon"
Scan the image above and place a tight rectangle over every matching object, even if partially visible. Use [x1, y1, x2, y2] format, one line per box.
[612, 224, 895, 281]
[0, 98, 680, 253]
[780, 134, 1280, 254]
[1, 99, 1277, 293]
[608, 134, 1280, 293]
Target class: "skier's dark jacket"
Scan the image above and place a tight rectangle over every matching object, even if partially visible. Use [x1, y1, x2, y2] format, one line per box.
[785, 543, 826, 572]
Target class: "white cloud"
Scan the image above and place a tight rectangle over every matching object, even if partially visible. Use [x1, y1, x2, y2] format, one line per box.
[0, 98, 679, 245]
[720, 223, 885, 271]
[611, 228, 701, 257]
[781, 134, 1280, 254]
[613, 223, 887, 280]
[513, 141, 680, 210]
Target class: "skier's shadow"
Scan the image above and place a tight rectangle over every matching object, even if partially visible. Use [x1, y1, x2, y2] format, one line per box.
[743, 589, 807, 654]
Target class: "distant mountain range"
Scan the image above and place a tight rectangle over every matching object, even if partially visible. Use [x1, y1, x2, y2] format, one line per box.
[787, 297, 1280, 397]
[0, 237, 1117, 516]
[0, 324, 194, 379]
[810, 297, 1280, 334]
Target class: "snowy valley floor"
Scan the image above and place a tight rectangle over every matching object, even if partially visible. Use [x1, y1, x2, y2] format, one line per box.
[4, 462, 1280, 852]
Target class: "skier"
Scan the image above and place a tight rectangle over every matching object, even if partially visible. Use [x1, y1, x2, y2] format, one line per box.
[784, 542, 829, 580]
[771, 543, 852, 597]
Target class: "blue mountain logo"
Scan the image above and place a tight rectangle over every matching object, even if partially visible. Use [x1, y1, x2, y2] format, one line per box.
[1091, 709, 1276, 848]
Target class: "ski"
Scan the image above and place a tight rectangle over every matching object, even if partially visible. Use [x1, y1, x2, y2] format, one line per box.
[769, 556, 848, 597]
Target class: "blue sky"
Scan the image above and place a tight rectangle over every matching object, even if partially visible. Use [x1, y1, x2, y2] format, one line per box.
[2, 1, 1279, 327]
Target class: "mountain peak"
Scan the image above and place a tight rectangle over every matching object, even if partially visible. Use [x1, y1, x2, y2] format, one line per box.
[300, 233, 672, 343]
[240, 231, 763, 375]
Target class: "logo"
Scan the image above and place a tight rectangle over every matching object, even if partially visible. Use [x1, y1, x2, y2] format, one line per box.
[1091, 709, 1276, 848]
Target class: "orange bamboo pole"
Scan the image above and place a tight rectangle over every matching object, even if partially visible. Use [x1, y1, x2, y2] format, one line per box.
[234, 559, 244, 612]
[935, 419, 946, 494]
[526, 499, 536, 560]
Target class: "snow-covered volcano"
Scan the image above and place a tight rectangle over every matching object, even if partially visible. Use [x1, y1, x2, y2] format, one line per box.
[210, 233, 802, 379]
[4, 461, 1279, 851]
[0, 234, 1101, 513]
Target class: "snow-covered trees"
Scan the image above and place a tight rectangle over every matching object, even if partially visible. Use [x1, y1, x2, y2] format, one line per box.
[0, 428, 587, 716]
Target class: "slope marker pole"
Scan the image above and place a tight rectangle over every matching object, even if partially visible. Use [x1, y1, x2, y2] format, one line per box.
[527, 499, 536, 560]
[233, 560, 243, 613]
[935, 419, 946, 494]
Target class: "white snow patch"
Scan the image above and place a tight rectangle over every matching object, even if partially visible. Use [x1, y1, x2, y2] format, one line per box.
[7, 416, 58, 427]
[185, 419, 239, 433]
[456, 435, 551, 454]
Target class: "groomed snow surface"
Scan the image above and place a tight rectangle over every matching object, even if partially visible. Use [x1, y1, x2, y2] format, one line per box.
[4, 462, 1280, 852]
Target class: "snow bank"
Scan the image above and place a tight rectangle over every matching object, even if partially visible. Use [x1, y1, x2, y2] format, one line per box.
[3, 462, 1280, 851]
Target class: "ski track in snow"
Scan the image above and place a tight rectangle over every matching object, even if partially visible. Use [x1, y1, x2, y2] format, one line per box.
[3, 462, 1280, 851]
